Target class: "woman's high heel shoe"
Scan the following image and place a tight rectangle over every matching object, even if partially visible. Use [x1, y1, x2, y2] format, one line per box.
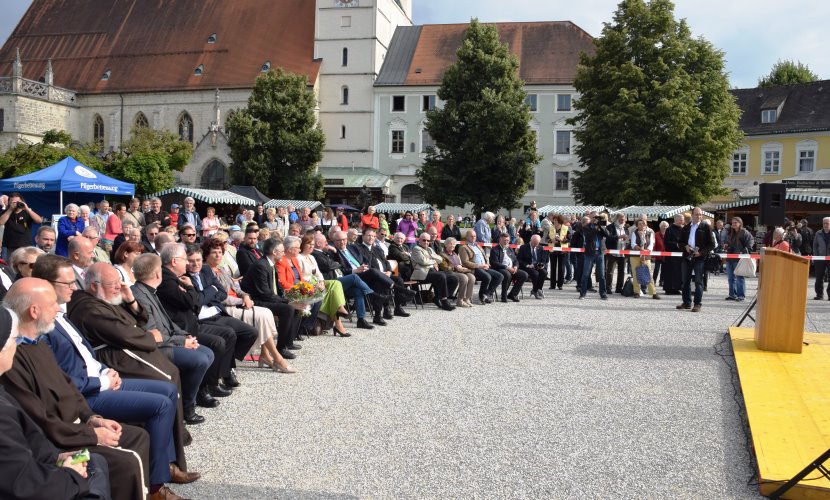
[257, 357, 275, 369]
[336, 310, 350, 319]
[274, 364, 297, 374]
[332, 324, 351, 337]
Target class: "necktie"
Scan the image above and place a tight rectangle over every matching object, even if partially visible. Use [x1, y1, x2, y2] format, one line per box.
[271, 264, 278, 292]
[191, 274, 202, 291]
[342, 250, 360, 269]
[532, 247, 537, 264]
[253, 248, 261, 259]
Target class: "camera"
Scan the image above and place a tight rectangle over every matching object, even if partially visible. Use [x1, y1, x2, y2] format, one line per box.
[16, 201, 25, 209]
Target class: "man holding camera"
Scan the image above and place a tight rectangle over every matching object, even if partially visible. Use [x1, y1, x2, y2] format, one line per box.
[0, 193, 43, 258]
[578, 213, 609, 300]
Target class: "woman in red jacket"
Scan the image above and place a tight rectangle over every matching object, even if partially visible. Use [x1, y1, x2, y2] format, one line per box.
[360, 206, 380, 232]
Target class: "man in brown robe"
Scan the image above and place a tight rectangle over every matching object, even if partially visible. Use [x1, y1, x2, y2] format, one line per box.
[1, 278, 150, 500]
[66, 263, 192, 471]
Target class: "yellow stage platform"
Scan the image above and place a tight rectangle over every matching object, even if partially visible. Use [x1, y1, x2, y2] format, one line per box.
[730, 327, 830, 499]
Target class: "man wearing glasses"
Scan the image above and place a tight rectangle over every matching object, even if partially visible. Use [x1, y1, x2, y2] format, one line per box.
[142, 223, 161, 255]
[178, 224, 199, 250]
[410, 233, 457, 311]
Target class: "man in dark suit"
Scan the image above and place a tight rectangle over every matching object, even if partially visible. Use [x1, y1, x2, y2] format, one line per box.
[331, 230, 412, 325]
[351, 228, 414, 320]
[142, 222, 161, 254]
[235, 224, 261, 276]
[490, 232, 527, 302]
[240, 238, 302, 359]
[577, 214, 609, 300]
[185, 246, 257, 385]
[518, 234, 549, 299]
[312, 233, 379, 329]
[155, 242, 238, 398]
[33, 255, 198, 487]
[677, 207, 715, 312]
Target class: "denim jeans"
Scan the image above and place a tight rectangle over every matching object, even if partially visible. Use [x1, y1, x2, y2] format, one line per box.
[682, 258, 706, 306]
[725, 260, 745, 299]
[581, 254, 606, 296]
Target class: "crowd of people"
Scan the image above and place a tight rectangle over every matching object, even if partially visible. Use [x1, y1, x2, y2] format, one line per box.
[0, 191, 827, 500]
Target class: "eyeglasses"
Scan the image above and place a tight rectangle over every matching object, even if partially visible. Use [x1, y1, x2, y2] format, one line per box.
[182, 233, 196, 237]
[94, 280, 121, 290]
[21, 262, 36, 269]
[50, 280, 78, 288]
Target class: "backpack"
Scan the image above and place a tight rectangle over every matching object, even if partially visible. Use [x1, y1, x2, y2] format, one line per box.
[622, 276, 635, 297]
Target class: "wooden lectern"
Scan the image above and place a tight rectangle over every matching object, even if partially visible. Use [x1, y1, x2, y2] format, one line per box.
[755, 247, 810, 353]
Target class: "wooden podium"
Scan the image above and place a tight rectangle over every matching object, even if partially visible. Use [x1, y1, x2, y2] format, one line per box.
[754, 247, 810, 353]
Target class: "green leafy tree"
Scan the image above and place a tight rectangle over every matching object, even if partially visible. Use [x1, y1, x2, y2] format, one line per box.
[417, 19, 541, 216]
[569, 0, 742, 206]
[758, 60, 819, 88]
[105, 127, 193, 195]
[227, 68, 325, 200]
[0, 129, 104, 178]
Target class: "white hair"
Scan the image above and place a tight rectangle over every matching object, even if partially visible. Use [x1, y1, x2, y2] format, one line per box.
[64, 203, 79, 213]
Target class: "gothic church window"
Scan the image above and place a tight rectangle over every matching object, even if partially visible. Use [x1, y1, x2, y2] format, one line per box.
[93, 115, 104, 143]
[134, 112, 149, 129]
[178, 112, 194, 144]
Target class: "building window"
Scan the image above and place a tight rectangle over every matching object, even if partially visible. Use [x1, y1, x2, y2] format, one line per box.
[391, 130, 405, 154]
[200, 160, 228, 189]
[763, 150, 781, 175]
[261, 61, 271, 73]
[401, 184, 423, 204]
[93, 115, 104, 143]
[342, 48, 348, 67]
[731, 150, 748, 175]
[341, 86, 349, 105]
[194, 64, 204, 76]
[555, 130, 571, 155]
[134, 112, 149, 129]
[101, 69, 111, 81]
[421, 130, 434, 153]
[555, 171, 570, 191]
[422, 95, 436, 112]
[341, 16, 351, 27]
[557, 94, 572, 111]
[0, 109, 5, 132]
[178, 112, 194, 144]
[525, 94, 537, 112]
[761, 109, 777, 124]
[392, 95, 406, 112]
[207, 33, 217, 44]
[341, 125, 346, 139]
[797, 140, 817, 173]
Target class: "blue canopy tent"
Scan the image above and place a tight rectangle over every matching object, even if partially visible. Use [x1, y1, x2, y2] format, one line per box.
[0, 157, 135, 244]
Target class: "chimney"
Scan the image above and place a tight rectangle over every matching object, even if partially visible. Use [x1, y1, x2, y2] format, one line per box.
[44, 59, 54, 86]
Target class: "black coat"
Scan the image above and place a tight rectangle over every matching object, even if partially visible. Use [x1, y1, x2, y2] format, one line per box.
[156, 267, 201, 335]
[490, 245, 519, 270]
[517, 244, 549, 269]
[241, 257, 287, 304]
[312, 248, 344, 280]
[353, 242, 391, 273]
[579, 223, 607, 256]
[236, 243, 261, 277]
[680, 221, 715, 258]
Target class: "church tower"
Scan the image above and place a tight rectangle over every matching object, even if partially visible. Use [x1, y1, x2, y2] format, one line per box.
[314, 0, 413, 188]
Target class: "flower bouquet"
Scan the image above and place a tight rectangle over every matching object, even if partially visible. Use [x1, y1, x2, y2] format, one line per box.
[284, 277, 325, 317]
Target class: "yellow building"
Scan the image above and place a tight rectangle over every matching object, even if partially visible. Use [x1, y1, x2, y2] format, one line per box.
[713, 80, 830, 204]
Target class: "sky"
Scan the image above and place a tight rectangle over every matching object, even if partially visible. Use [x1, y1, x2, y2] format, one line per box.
[1, 0, 828, 89]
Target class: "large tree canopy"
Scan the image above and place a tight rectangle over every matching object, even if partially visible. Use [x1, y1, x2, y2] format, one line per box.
[569, 0, 742, 206]
[418, 19, 541, 216]
[758, 60, 819, 88]
[227, 68, 325, 200]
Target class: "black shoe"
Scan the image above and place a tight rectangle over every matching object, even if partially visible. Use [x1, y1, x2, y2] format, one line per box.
[222, 371, 240, 388]
[440, 299, 456, 311]
[500, 296, 508, 303]
[196, 387, 220, 408]
[373, 316, 388, 326]
[184, 406, 206, 425]
[356, 318, 375, 329]
[508, 294, 519, 302]
[279, 348, 296, 360]
[207, 385, 232, 398]
[814, 296, 824, 300]
[372, 292, 392, 303]
[382, 310, 394, 320]
[433, 297, 442, 308]
[286, 343, 302, 351]
[395, 286, 417, 300]
[393, 307, 410, 317]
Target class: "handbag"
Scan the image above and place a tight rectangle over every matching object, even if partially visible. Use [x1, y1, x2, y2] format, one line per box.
[635, 264, 651, 286]
[734, 257, 756, 278]
[622, 276, 635, 297]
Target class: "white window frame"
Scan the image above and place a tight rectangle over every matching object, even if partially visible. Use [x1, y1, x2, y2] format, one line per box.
[555, 171, 570, 191]
[730, 147, 749, 176]
[390, 129, 405, 155]
[761, 109, 777, 124]
[555, 130, 572, 155]
[761, 143, 782, 175]
[796, 140, 818, 174]
[556, 94, 572, 112]
[391, 95, 406, 113]
[420, 128, 435, 154]
[422, 95, 436, 112]
[525, 94, 538, 112]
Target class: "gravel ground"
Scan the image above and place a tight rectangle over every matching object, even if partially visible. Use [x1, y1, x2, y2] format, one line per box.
[174, 272, 830, 499]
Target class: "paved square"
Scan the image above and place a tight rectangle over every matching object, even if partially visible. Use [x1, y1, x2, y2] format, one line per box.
[176, 275, 829, 499]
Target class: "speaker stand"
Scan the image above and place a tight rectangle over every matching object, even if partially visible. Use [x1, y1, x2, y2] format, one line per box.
[732, 295, 757, 327]
[769, 447, 830, 499]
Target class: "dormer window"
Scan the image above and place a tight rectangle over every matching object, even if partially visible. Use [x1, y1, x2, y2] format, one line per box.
[101, 69, 111, 81]
[194, 64, 204, 76]
[207, 33, 217, 44]
[761, 109, 777, 124]
[261, 61, 271, 72]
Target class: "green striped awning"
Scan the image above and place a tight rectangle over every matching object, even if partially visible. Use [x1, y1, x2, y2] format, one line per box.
[373, 203, 433, 214]
[716, 193, 830, 210]
[150, 187, 257, 205]
[610, 205, 714, 220]
[537, 205, 607, 216]
[264, 199, 322, 210]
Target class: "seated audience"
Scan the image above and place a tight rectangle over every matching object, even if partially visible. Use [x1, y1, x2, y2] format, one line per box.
[517, 234, 549, 299]
[410, 232, 457, 311]
[10, 246, 44, 280]
[35, 225, 57, 254]
[439, 237, 476, 308]
[490, 232, 527, 302]
[458, 230, 503, 304]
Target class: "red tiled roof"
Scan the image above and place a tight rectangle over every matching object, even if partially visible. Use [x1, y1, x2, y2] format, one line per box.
[404, 22, 595, 86]
[0, 0, 320, 94]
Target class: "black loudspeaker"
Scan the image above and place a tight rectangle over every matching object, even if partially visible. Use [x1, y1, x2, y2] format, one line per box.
[759, 183, 786, 227]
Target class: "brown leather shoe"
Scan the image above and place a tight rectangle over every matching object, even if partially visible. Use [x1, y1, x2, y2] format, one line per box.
[691, 305, 702, 312]
[676, 303, 691, 310]
[149, 485, 189, 500]
[169, 463, 201, 484]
